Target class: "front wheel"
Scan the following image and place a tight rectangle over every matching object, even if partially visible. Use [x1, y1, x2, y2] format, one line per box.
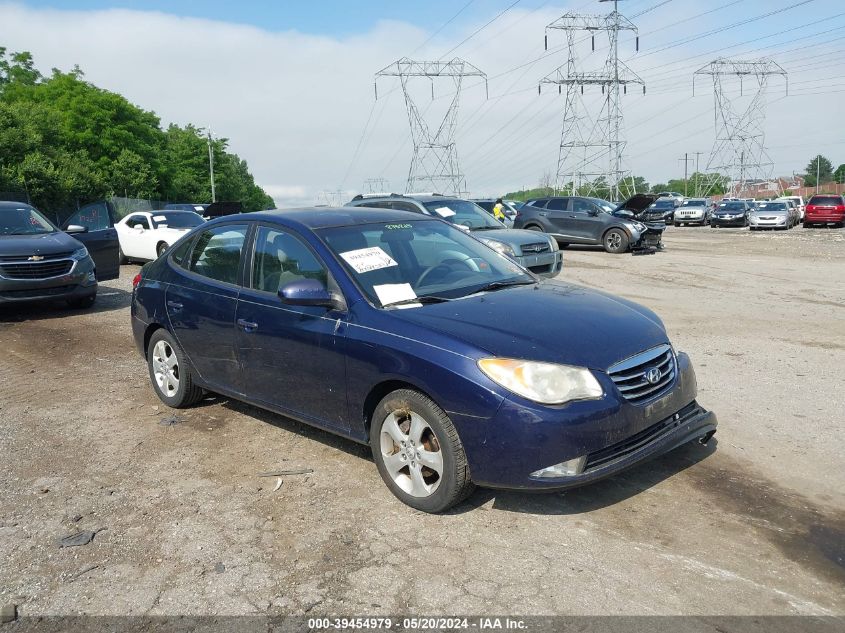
[147, 329, 204, 408]
[603, 228, 629, 254]
[371, 389, 474, 513]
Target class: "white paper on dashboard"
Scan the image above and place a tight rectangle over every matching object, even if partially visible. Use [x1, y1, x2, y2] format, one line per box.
[339, 247, 398, 274]
[373, 283, 420, 308]
[433, 207, 456, 218]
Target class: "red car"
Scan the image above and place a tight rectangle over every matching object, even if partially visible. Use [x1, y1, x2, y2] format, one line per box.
[804, 194, 845, 228]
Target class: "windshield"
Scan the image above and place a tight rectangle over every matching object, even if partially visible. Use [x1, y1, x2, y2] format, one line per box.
[719, 202, 746, 211]
[319, 219, 533, 307]
[151, 212, 205, 229]
[652, 200, 675, 209]
[756, 203, 787, 211]
[681, 200, 706, 207]
[421, 200, 503, 229]
[0, 206, 57, 236]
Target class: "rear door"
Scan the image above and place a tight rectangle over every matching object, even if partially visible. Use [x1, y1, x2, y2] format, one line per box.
[62, 201, 120, 281]
[166, 223, 250, 391]
[542, 197, 576, 238]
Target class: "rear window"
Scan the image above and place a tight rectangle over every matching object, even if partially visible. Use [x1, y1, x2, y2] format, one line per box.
[809, 196, 843, 205]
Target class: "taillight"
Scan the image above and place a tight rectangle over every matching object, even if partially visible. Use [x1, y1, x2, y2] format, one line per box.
[806, 205, 815, 212]
[132, 272, 142, 288]
[836, 205, 845, 212]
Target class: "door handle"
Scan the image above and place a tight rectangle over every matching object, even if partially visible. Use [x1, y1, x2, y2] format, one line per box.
[167, 300, 183, 311]
[237, 318, 258, 332]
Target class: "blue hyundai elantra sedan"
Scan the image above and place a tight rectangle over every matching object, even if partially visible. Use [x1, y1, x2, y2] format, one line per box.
[131, 208, 717, 512]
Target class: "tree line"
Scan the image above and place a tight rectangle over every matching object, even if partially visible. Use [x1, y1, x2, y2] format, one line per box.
[0, 48, 275, 216]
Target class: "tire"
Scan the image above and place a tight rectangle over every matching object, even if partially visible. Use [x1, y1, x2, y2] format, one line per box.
[525, 224, 544, 232]
[156, 242, 169, 258]
[118, 245, 127, 265]
[557, 243, 570, 249]
[370, 389, 474, 513]
[803, 222, 811, 229]
[603, 228, 629, 254]
[67, 291, 96, 309]
[147, 329, 204, 408]
[674, 222, 680, 227]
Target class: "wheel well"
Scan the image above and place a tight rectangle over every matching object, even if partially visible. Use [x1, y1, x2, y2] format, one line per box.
[362, 379, 429, 440]
[142, 323, 164, 359]
[156, 241, 169, 253]
[524, 223, 544, 231]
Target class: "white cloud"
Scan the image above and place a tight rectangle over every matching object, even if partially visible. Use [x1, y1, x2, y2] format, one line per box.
[0, 1, 842, 205]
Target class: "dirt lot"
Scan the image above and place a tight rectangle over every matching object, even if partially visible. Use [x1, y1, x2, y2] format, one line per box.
[1, 225, 843, 617]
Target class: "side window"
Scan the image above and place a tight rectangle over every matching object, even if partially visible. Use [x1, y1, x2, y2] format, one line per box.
[252, 226, 327, 293]
[126, 215, 150, 229]
[546, 198, 569, 211]
[188, 224, 248, 285]
[571, 199, 593, 213]
[169, 237, 194, 267]
[65, 201, 111, 231]
[390, 201, 421, 213]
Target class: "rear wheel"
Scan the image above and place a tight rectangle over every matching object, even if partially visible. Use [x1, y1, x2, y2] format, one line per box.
[525, 224, 544, 232]
[147, 329, 204, 408]
[603, 228, 629, 254]
[370, 389, 474, 513]
[803, 222, 812, 228]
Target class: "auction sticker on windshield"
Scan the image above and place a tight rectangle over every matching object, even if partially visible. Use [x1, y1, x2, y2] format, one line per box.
[340, 247, 398, 274]
[373, 283, 419, 307]
[434, 207, 456, 218]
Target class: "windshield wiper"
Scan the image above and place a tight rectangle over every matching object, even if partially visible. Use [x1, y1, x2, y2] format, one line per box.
[471, 225, 502, 231]
[382, 295, 452, 308]
[473, 278, 537, 294]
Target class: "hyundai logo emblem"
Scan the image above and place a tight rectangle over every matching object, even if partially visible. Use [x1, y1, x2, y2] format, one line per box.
[644, 367, 662, 384]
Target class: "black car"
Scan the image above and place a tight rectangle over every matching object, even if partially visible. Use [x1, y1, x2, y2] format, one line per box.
[711, 200, 751, 228]
[513, 195, 659, 254]
[647, 198, 677, 223]
[0, 201, 119, 308]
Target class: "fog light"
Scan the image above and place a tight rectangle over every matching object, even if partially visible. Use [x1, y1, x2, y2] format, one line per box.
[530, 456, 587, 478]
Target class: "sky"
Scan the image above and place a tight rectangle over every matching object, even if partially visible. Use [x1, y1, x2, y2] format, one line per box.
[1, 0, 843, 206]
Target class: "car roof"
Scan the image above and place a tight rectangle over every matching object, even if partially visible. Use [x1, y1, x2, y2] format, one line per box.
[210, 207, 431, 230]
[0, 201, 35, 210]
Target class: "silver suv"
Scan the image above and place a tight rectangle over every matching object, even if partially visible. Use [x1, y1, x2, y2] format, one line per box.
[673, 197, 711, 226]
[347, 194, 563, 278]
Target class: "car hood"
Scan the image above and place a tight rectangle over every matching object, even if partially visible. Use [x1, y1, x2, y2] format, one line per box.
[0, 231, 82, 257]
[616, 194, 660, 214]
[388, 280, 668, 371]
[471, 228, 551, 248]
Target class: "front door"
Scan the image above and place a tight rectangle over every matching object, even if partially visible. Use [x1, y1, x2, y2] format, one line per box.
[568, 199, 605, 242]
[542, 198, 578, 239]
[63, 202, 120, 281]
[235, 224, 348, 430]
[166, 223, 249, 391]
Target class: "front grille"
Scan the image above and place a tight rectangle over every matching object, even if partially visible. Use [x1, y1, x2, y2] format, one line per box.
[0, 251, 73, 262]
[758, 216, 778, 220]
[0, 260, 73, 280]
[520, 242, 551, 254]
[607, 344, 676, 403]
[584, 401, 702, 471]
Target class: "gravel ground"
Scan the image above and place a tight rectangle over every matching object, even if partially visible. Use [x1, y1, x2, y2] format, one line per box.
[0, 224, 843, 617]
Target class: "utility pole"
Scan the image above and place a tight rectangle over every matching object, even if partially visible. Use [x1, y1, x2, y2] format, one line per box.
[540, 0, 644, 201]
[678, 153, 693, 196]
[375, 58, 487, 196]
[816, 156, 820, 194]
[206, 128, 216, 203]
[694, 58, 787, 198]
[693, 151, 704, 196]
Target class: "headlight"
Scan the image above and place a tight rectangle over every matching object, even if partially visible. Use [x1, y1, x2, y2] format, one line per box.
[478, 358, 603, 405]
[625, 222, 646, 232]
[70, 246, 89, 261]
[479, 239, 515, 257]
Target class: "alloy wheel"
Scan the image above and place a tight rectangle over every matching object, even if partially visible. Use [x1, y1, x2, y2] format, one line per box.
[152, 340, 180, 398]
[379, 410, 444, 498]
[606, 232, 622, 250]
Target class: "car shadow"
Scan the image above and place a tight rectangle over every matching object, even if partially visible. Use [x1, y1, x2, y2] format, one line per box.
[0, 287, 132, 322]
[450, 439, 718, 516]
[194, 393, 717, 516]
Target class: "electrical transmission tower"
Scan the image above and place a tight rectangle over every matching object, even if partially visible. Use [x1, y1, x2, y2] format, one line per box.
[363, 177, 390, 194]
[375, 58, 487, 196]
[540, 0, 644, 201]
[694, 58, 788, 198]
[316, 188, 346, 207]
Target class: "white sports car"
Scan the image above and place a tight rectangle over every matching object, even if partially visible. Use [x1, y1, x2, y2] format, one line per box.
[116, 210, 205, 262]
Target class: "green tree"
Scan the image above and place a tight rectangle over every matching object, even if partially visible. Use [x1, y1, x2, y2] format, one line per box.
[803, 155, 833, 187]
[833, 164, 845, 184]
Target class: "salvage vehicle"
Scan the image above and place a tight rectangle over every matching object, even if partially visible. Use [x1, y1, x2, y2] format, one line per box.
[673, 198, 711, 226]
[803, 194, 845, 228]
[348, 194, 562, 277]
[0, 201, 116, 307]
[710, 200, 751, 228]
[131, 207, 717, 512]
[748, 201, 797, 230]
[116, 210, 205, 262]
[515, 196, 655, 254]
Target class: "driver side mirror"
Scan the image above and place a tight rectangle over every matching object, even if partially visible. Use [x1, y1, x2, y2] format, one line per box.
[65, 224, 88, 234]
[587, 208, 599, 216]
[279, 278, 345, 311]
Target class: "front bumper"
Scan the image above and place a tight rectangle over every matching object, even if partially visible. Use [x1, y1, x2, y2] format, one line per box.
[631, 223, 664, 253]
[0, 258, 97, 304]
[515, 250, 563, 278]
[458, 351, 716, 490]
[711, 216, 746, 227]
[750, 216, 788, 228]
[674, 213, 705, 223]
